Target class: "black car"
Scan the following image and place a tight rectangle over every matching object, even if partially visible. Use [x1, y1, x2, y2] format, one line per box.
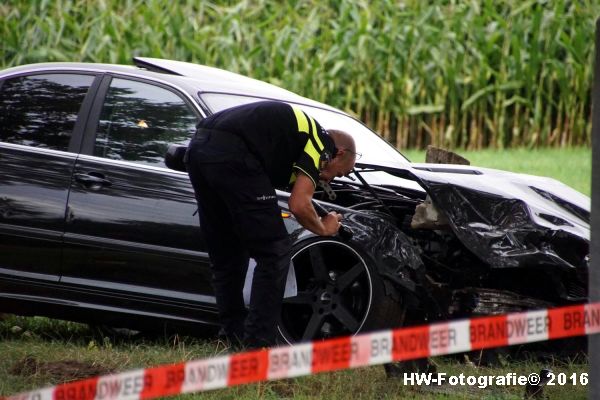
[0, 58, 590, 343]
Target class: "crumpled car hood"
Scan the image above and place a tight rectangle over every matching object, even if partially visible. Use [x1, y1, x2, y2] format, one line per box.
[409, 162, 590, 239]
[357, 161, 590, 271]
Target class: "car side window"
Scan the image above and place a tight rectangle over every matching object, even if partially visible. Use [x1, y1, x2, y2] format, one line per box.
[0, 74, 94, 151]
[94, 78, 198, 167]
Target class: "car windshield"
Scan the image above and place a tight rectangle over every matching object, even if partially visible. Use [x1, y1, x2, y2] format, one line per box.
[199, 92, 410, 165]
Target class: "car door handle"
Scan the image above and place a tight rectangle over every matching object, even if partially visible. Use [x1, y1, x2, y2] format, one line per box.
[74, 172, 112, 189]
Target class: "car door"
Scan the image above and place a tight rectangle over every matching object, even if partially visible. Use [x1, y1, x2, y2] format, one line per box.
[61, 74, 216, 318]
[0, 72, 97, 296]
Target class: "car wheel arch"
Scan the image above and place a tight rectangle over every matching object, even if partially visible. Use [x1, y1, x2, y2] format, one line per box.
[277, 237, 407, 344]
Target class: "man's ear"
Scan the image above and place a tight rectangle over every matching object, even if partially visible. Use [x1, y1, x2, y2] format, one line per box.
[331, 145, 339, 158]
[337, 148, 351, 162]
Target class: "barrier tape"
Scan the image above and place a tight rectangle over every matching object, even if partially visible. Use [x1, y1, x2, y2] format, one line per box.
[3, 302, 599, 400]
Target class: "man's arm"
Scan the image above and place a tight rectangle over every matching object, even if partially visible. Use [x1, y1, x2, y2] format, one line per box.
[288, 173, 341, 236]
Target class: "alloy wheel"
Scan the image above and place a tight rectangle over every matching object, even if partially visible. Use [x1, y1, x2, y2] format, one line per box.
[278, 240, 373, 343]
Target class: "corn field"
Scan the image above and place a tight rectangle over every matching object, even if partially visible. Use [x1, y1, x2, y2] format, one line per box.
[1, 0, 597, 149]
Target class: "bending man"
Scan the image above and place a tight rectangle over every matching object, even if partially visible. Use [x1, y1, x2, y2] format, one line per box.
[186, 100, 356, 348]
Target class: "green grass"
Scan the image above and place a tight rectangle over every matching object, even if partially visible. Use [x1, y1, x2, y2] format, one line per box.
[1, 0, 598, 150]
[402, 147, 591, 196]
[0, 315, 589, 399]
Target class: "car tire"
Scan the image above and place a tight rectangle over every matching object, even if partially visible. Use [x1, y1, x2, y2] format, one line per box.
[277, 239, 405, 344]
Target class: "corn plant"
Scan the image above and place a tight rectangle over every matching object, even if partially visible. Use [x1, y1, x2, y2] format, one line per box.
[1, 0, 596, 149]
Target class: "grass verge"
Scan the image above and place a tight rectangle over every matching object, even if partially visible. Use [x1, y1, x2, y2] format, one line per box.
[402, 147, 591, 196]
[0, 316, 589, 399]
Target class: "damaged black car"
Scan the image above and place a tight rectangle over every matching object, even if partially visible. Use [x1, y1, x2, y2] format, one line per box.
[0, 58, 590, 344]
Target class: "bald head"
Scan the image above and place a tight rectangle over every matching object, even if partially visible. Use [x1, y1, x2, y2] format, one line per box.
[319, 129, 357, 182]
[327, 129, 356, 155]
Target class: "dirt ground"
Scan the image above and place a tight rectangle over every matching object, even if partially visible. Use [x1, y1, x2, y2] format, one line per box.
[9, 356, 114, 382]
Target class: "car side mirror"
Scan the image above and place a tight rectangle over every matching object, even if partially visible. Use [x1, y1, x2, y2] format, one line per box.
[164, 144, 188, 172]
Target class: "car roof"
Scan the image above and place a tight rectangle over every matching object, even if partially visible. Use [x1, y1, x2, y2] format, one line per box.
[0, 58, 339, 113]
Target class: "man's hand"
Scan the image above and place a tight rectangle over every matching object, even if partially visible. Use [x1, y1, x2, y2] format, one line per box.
[289, 173, 341, 236]
[320, 211, 342, 236]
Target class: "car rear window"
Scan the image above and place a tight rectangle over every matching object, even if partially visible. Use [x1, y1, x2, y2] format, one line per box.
[0, 73, 94, 151]
[94, 78, 198, 167]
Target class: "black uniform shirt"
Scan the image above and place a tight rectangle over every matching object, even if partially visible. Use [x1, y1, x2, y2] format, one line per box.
[198, 101, 335, 188]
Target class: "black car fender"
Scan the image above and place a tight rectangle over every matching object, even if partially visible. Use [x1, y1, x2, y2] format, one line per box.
[280, 196, 427, 309]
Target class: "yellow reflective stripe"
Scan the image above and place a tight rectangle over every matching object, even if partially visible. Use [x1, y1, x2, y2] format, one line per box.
[304, 138, 321, 170]
[309, 116, 324, 150]
[293, 106, 324, 153]
[292, 106, 309, 133]
[289, 172, 297, 185]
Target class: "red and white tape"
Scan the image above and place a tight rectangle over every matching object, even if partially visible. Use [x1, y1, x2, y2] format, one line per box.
[4, 303, 599, 400]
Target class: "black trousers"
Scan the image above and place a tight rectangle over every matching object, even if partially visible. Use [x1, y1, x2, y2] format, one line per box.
[186, 129, 291, 348]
